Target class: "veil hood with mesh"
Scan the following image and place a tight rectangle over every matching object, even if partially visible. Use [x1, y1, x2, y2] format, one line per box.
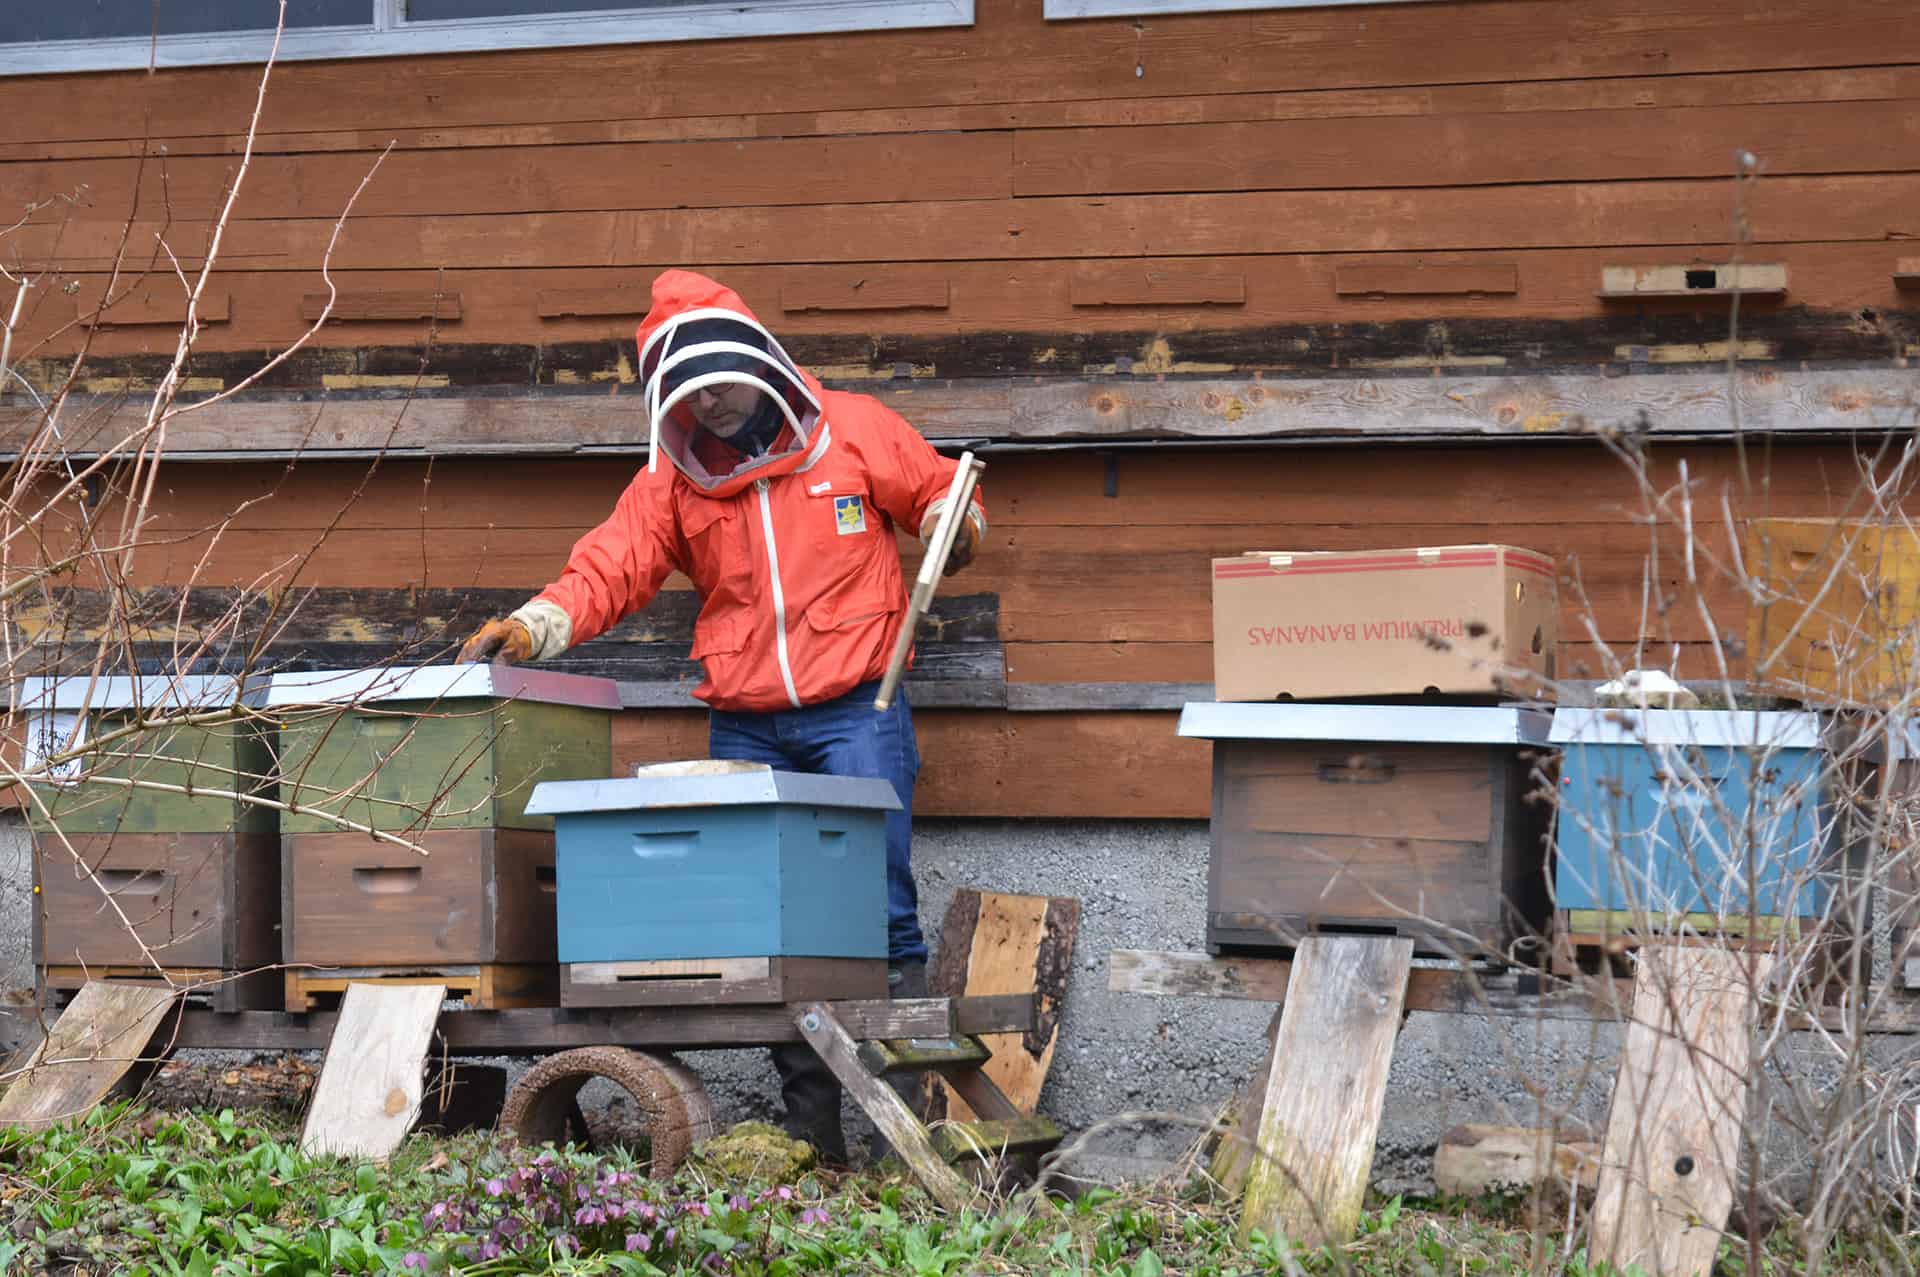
[636, 271, 825, 498]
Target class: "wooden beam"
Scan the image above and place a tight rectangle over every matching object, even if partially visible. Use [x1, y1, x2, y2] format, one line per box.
[163, 994, 1036, 1052]
[1240, 936, 1413, 1247]
[794, 1001, 976, 1213]
[1106, 949, 1920, 1034]
[1598, 263, 1788, 299]
[1895, 258, 1920, 292]
[9, 367, 1915, 459]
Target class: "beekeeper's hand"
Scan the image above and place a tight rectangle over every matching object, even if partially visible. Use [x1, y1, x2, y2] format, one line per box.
[944, 518, 977, 577]
[458, 618, 534, 665]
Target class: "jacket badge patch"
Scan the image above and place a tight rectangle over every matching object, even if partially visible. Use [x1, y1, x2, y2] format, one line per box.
[833, 495, 867, 535]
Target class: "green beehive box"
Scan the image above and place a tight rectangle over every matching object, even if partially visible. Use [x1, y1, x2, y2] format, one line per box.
[266, 666, 620, 834]
[19, 674, 274, 834]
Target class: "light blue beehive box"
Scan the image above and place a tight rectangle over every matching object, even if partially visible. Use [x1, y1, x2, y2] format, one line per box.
[1549, 708, 1832, 925]
[526, 761, 898, 965]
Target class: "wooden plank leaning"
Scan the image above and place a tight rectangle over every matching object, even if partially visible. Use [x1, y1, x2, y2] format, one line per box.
[1591, 944, 1770, 1277]
[793, 1001, 976, 1213]
[875, 451, 983, 712]
[1237, 936, 1414, 1249]
[0, 982, 180, 1133]
[300, 982, 447, 1163]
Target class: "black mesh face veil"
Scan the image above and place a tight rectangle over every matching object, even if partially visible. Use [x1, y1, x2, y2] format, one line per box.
[639, 309, 823, 491]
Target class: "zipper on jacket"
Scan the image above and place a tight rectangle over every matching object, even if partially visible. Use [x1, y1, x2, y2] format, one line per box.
[755, 478, 803, 709]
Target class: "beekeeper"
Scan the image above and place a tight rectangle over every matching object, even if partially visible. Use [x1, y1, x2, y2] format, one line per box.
[458, 269, 985, 1163]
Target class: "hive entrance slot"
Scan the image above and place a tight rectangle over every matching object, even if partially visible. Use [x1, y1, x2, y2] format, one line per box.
[1684, 269, 1719, 289]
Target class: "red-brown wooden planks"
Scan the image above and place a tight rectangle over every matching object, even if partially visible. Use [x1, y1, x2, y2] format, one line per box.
[1013, 99, 1920, 196]
[6, 67, 1918, 165]
[16, 176, 1920, 275]
[9, 242, 1900, 357]
[0, 0, 1911, 148]
[0, 132, 1014, 225]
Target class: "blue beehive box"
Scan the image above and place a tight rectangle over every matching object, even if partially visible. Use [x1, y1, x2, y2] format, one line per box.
[1550, 708, 1832, 928]
[526, 761, 899, 1006]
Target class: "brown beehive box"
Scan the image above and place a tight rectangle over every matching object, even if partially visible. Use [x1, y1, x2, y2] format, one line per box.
[1181, 703, 1553, 961]
[36, 831, 282, 1011]
[281, 828, 557, 967]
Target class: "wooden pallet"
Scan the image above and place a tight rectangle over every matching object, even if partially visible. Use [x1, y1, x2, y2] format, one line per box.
[41, 964, 280, 1013]
[283, 964, 557, 1013]
[560, 956, 888, 1008]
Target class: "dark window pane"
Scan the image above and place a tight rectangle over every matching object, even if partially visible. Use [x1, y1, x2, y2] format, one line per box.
[405, 0, 783, 19]
[1, 1, 373, 42]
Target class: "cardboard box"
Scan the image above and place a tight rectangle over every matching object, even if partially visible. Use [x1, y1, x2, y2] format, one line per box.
[1211, 545, 1558, 702]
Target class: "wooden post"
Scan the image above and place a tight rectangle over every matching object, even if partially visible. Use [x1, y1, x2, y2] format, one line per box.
[1240, 935, 1414, 1248]
[1591, 944, 1769, 1277]
[300, 982, 446, 1163]
[793, 1001, 977, 1213]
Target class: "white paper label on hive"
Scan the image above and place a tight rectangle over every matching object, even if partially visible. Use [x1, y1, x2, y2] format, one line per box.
[25, 711, 87, 785]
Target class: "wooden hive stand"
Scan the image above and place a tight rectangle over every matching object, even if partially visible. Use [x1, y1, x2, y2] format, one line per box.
[284, 963, 558, 1013]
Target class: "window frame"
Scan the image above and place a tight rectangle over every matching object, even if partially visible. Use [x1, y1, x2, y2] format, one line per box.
[0, 0, 973, 76]
[1044, 0, 1437, 16]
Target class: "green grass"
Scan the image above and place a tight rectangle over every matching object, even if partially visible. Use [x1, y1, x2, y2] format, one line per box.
[0, 1104, 1902, 1275]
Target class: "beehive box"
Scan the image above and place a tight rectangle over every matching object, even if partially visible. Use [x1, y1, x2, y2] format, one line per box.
[20, 675, 280, 1010]
[1179, 703, 1554, 961]
[266, 666, 619, 832]
[1550, 708, 1832, 928]
[527, 762, 898, 1006]
[268, 666, 616, 991]
[280, 828, 557, 966]
[1746, 518, 1920, 706]
[18, 674, 274, 835]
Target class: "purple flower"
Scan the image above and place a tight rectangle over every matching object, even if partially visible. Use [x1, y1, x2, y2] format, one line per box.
[575, 1205, 607, 1227]
[798, 1206, 831, 1227]
[665, 1227, 678, 1246]
[775, 1185, 794, 1201]
[477, 1240, 502, 1262]
[626, 1233, 653, 1253]
[683, 1201, 712, 1217]
[632, 1202, 655, 1222]
[427, 1202, 447, 1220]
[484, 1178, 506, 1196]
[401, 1254, 430, 1272]
[726, 1194, 748, 1212]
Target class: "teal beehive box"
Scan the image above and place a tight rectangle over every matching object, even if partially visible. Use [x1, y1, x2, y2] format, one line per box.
[528, 761, 898, 1007]
[1550, 708, 1832, 930]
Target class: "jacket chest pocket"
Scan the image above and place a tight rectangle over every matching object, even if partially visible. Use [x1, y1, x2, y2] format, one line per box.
[798, 475, 880, 552]
[679, 496, 753, 592]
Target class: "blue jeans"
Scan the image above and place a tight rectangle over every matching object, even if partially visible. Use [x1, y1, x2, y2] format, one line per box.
[708, 681, 927, 965]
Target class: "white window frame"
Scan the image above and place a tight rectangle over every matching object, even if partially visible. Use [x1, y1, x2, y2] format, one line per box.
[0, 0, 972, 76]
[1046, 0, 1438, 16]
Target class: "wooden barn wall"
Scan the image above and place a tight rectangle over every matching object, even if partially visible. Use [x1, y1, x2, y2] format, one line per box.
[2, 0, 1918, 818]
[0, 0, 1915, 385]
[16, 438, 1888, 818]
